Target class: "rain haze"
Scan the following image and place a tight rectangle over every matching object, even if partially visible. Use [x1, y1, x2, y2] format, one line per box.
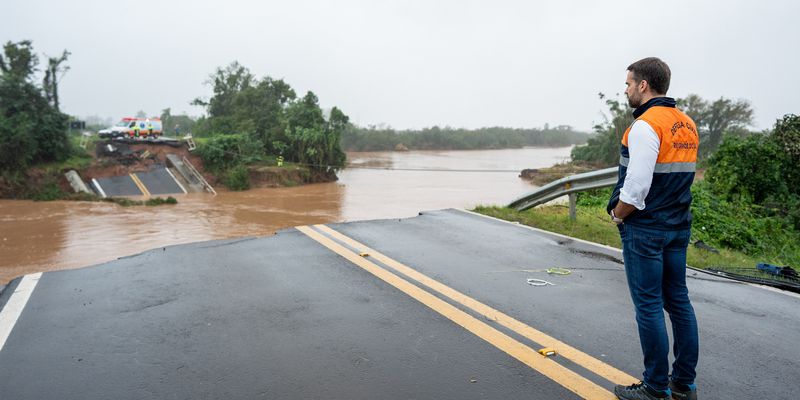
[3, 0, 798, 131]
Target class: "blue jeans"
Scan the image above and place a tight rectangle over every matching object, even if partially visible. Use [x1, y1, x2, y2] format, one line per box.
[618, 223, 699, 391]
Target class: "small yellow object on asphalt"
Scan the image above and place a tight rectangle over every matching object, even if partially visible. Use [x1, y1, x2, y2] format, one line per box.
[538, 348, 557, 357]
[546, 267, 572, 275]
[359, 252, 369, 257]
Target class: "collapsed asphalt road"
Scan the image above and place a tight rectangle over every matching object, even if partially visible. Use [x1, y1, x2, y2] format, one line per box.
[0, 209, 797, 399]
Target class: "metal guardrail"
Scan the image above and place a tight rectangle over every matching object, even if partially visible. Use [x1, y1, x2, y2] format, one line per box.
[182, 156, 217, 196]
[508, 167, 618, 220]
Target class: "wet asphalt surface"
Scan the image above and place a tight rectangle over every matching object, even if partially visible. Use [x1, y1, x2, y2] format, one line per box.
[94, 175, 142, 197]
[0, 209, 798, 399]
[135, 168, 184, 195]
[93, 168, 183, 197]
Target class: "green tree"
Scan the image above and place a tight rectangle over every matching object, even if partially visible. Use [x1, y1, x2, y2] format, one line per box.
[705, 135, 788, 204]
[0, 40, 70, 171]
[573, 93, 755, 166]
[772, 114, 800, 162]
[704, 115, 800, 229]
[571, 93, 633, 166]
[192, 62, 350, 181]
[285, 92, 346, 170]
[677, 94, 754, 158]
[0, 40, 37, 80]
[192, 62, 254, 120]
[233, 77, 295, 152]
[287, 91, 325, 131]
[42, 50, 70, 111]
[770, 114, 800, 199]
[160, 108, 197, 136]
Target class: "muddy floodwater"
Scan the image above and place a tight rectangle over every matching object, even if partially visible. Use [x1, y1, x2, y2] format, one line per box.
[0, 147, 572, 283]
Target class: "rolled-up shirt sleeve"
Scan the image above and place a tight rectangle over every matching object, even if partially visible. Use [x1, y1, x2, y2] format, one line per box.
[620, 120, 660, 210]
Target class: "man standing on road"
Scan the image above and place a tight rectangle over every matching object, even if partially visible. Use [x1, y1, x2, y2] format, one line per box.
[608, 57, 700, 400]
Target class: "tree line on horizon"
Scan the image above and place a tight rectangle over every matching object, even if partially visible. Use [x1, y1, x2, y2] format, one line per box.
[342, 125, 589, 152]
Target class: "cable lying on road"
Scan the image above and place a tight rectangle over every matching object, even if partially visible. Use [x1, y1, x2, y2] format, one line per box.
[526, 278, 555, 286]
[688, 266, 800, 294]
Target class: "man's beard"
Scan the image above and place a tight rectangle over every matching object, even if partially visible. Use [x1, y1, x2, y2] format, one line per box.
[627, 94, 641, 108]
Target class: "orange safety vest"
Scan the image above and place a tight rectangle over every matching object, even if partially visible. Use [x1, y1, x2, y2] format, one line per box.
[609, 98, 699, 230]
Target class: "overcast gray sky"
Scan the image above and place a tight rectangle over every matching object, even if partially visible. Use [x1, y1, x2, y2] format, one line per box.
[4, 0, 798, 131]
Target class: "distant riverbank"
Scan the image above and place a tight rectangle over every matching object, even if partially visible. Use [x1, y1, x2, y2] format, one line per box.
[0, 146, 573, 283]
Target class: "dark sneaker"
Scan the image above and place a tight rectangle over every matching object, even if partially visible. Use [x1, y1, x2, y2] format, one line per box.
[614, 381, 671, 399]
[669, 380, 698, 400]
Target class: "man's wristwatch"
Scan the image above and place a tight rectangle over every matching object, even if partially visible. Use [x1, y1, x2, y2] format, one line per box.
[610, 209, 624, 224]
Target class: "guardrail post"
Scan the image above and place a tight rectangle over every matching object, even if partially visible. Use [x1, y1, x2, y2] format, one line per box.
[569, 193, 577, 221]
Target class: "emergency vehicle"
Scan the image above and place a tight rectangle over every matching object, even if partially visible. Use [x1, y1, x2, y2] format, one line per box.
[98, 117, 163, 139]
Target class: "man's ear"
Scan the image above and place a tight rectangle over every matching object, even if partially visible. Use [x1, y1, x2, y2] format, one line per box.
[639, 80, 648, 92]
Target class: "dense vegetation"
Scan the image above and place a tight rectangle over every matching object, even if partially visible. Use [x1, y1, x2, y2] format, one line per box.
[0, 40, 90, 199]
[571, 93, 755, 166]
[342, 125, 589, 151]
[0, 40, 72, 173]
[159, 108, 196, 137]
[189, 62, 347, 189]
[565, 176, 800, 270]
[703, 114, 800, 234]
[514, 93, 800, 274]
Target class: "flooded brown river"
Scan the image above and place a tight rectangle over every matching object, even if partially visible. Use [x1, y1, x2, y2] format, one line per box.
[0, 147, 572, 283]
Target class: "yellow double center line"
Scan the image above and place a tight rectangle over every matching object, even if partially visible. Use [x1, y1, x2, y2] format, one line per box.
[297, 224, 636, 400]
[130, 173, 151, 197]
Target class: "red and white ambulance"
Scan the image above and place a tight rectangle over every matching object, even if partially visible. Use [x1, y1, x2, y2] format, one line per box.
[98, 117, 163, 139]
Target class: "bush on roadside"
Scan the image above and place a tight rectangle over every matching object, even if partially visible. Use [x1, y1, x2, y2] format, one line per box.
[576, 187, 613, 208]
[704, 117, 800, 230]
[575, 183, 800, 265]
[705, 134, 789, 204]
[30, 181, 64, 201]
[223, 164, 250, 191]
[690, 182, 800, 263]
[196, 134, 262, 172]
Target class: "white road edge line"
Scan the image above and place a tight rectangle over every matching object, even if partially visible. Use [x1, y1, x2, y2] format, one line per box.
[0, 272, 42, 352]
[454, 208, 623, 253]
[455, 208, 800, 300]
[92, 178, 107, 198]
[164, 168, 188, 194]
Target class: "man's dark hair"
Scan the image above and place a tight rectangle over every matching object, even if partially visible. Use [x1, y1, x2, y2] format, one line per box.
[627, 57, 671, 95]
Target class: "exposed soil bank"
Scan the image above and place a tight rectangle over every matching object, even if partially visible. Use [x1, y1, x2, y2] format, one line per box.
[0, 141, 332, 199]
[247, 165, 337, 188]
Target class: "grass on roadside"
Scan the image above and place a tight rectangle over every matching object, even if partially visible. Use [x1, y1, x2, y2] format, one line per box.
[472, 204, 788, 280]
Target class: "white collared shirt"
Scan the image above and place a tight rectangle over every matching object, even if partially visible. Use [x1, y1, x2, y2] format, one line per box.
[620, 120, 660, 210]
